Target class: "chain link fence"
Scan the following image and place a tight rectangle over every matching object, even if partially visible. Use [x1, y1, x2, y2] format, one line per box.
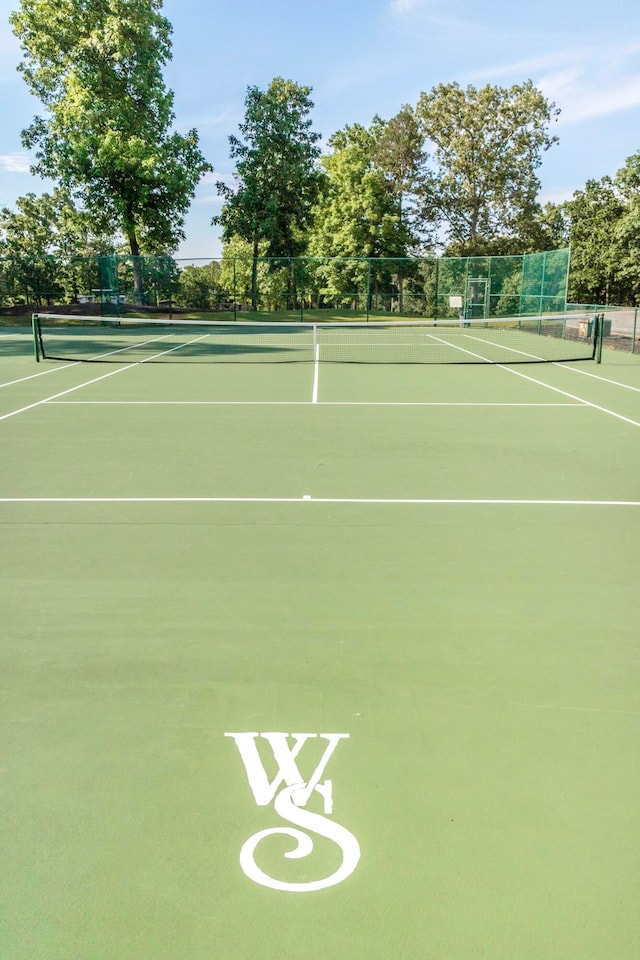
[1, 249, 574, 321]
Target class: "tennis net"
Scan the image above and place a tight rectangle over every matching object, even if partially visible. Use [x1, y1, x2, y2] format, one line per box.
[33, 313, 601, 364]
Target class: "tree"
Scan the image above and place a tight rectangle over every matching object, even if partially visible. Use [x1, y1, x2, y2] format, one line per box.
[416, 81, 559, 255]
[614, 152, 640, 304]
[563, 177, 627, 305]
[10, 0, 211, 300]
[175, 261, 223, 310]
[0, 188, 117, 304]
[370, 106, 430, 310]
[217, 236, 274, 312]
[372, 105, 428, 248]
[307, 121, 416, 310]
[215, 77, 324, 309]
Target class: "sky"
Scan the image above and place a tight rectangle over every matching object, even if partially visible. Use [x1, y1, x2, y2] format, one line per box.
[0, 0, 639, 259]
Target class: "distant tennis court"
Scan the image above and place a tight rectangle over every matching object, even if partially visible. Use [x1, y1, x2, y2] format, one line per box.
[1, 318, 639, 959]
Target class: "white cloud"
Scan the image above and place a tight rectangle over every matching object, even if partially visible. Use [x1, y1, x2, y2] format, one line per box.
[465, 41, 640, 125]
[539, 68, 640, 124]
[467, 52, 580, 83]
[196, 108, 237, 129]
[0, 152, 31, 173]
[196, 171, 235, 205]
[387, 0, 530, 39]
[177, 107, 238, 133]
[202, 170, 235, 186]
[390, 0, 423, 12]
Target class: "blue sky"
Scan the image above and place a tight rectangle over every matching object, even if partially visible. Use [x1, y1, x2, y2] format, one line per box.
[0, 0, 638, 258]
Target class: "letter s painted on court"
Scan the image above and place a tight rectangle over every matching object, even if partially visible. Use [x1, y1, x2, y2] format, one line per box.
[225, 732, 360, 893]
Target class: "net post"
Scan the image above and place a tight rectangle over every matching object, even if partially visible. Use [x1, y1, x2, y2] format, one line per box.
[32, 313, 40, 362]
[595, 313, 604, 363]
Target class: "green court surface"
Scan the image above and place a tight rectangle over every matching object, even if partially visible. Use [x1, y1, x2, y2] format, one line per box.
[1, 327, 639, 959]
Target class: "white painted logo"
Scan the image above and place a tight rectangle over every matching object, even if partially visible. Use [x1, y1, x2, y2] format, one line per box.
[225, 732, 360, 892]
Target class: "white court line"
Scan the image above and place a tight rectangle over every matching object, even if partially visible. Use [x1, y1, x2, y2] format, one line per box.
[0, 331, 212, 422]
[47, 400, 587, 407]
[497, 365, 640, 428]
[427, 333, 494, 362]
[0, 364, 142, 422]
[1, 497, 638, 505]
[453, 332, 640, 396]
[463, 333, 544, 361]
[0, 362, 80, 388]
[0, 325, 189, 389]
[425, 332, 640, 427]
[552, 363, 640, 392]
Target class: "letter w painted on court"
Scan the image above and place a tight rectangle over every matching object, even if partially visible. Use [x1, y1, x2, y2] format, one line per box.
[225, 732, 360, 893]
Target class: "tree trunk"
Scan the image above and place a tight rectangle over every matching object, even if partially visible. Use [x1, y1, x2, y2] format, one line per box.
[128, 230, 144, 305]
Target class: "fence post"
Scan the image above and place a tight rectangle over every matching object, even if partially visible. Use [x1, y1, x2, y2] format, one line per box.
[633, 307, 638, 354]
[433, 257, 439, 320]
[32, 314, 40, 362]
[233, 259, 237, 321]
[299, 259, 304, 322]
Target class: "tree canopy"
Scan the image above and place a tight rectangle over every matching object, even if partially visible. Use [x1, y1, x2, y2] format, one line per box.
[559, 152, 640, 305]
[309, 122, 412, 261]
[10, 0, 211, 283]
[417, 81, 560, 256]
[4, 22, 640, 311]
[215, 77, 324, 307]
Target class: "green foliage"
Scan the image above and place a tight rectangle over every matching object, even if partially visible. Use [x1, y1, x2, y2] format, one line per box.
[371, 105, 428, 244]
[216, 78, 323, 257]
[217, 236, 269, 307]
[307, 121, 417, 305]
[0, 189, 117, 304]
[175, 262, 223, 310]
[561, 152, 640, 306]
[310, 122, 413, 259]
[417, 81, 559, 255]
[614, 152, 640, 303]
[563, 176, 627, 305]
[0, 189, 113, 257]
[10, 0, 211, 266]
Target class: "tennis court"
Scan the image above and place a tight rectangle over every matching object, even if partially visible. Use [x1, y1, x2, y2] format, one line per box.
[1, 318, 639, 959]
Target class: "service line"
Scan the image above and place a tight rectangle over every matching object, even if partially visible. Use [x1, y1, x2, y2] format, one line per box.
[0, 497, 638, 505]
[46, 400, 588, 407]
